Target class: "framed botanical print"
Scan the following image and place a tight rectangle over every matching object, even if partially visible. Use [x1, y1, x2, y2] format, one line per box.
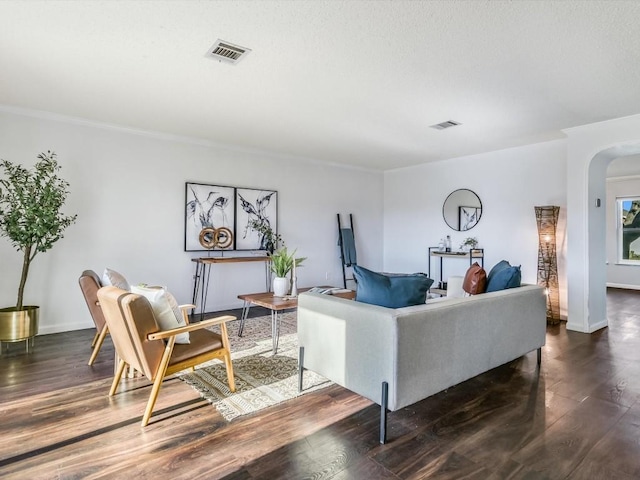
[185, 182, 235, 251]
[459, 206, 480, 231]
[235, 188, 278, 251]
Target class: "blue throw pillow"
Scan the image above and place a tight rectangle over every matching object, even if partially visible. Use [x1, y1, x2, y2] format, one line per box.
[487, 260, 511, 281]
[485, 264, 522, 292]
[353, 265, 434, 308]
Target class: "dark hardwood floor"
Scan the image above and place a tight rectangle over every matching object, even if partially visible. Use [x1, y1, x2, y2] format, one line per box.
[2, 290, 640, 479]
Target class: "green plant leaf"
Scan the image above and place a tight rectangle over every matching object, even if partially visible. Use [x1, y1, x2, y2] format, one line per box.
[269, 246, 306, 277]
[0, 151, 77, 308]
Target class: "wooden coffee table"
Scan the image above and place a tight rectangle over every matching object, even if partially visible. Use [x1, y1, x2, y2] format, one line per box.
[237, 287, 355, 355]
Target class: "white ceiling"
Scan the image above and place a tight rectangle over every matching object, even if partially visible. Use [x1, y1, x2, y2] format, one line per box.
[1, 0, 640, 171]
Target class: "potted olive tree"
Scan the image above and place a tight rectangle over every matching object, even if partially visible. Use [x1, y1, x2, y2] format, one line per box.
[0, 151, 77, 348]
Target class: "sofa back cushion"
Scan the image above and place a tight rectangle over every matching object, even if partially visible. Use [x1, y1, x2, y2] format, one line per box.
[462, 262, 487, 294]
[353, 265, 434, 308]
[485, 261, 522, 292]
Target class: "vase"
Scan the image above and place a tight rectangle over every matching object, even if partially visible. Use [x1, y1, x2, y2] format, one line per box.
[273, 277, 289, 297]
[0, 306, 39, 352]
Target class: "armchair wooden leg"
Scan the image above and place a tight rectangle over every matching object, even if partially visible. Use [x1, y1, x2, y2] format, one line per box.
[141, 338, 175, 427]
[110, 359, 126, 396]
[142, 372, 166, 427]
[223, 352, 236, 392]
[91, 332, 100, 348]
[219, 322, 236, 392]
[88, 325, 109, 366]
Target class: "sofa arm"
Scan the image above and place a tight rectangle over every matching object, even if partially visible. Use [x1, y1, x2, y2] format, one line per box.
[297, 292, 397, 407]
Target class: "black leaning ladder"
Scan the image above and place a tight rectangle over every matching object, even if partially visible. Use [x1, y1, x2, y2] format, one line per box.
[337, 213, 356, 289]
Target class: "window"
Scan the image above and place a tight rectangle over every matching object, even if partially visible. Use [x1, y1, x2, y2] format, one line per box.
[618, 197, 640, 264]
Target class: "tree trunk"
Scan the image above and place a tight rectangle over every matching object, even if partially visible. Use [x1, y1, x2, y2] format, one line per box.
[16, 245, 32, 310]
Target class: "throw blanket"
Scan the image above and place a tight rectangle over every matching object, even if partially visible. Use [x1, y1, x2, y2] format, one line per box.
[339, 228, 357, 266]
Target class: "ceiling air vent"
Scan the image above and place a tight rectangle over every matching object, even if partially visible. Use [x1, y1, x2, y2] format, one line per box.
[430, 120, 461, 130]
[206, 39, 251, 64]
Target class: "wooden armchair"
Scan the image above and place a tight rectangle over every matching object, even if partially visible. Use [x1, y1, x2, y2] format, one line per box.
[79, 270, 109, 366]
[97, 285, 236, 426]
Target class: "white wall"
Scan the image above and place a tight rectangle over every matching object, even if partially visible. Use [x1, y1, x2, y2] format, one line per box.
[564, 114, 640, 333]
[383, 139, 568, 317]
[9, 103, 640, 337]
[0, 108, 384, 334]
[607, 155, 640, 177]
[606, 175, 640, 289]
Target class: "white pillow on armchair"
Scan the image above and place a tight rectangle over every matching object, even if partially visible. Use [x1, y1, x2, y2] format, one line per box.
[102, 268, 130, 290]
[130, 285, 190, 344]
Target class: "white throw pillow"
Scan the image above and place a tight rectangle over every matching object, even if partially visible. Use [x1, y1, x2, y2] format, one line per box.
[130, 285, 190, 344]
[446, 276, 465, 298]
[102, 268, 130, 291]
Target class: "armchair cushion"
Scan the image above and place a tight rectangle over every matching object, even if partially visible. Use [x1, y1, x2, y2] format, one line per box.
[130, 285, 190, 344]
[79, 270, 107, 331]
[170, 329, 223, 365]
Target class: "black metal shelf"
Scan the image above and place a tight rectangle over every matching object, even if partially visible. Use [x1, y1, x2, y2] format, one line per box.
[427, 247, 485, 289]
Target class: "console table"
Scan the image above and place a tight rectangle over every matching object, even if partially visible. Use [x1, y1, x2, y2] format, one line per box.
[428, 247, 484, 295]
[191, 255, 271, 321]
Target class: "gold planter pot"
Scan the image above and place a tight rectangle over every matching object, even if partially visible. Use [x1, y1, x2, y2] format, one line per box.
[0, 306, 39, 352]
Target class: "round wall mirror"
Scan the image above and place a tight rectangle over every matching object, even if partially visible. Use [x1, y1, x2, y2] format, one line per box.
[443, 189, 482, 231]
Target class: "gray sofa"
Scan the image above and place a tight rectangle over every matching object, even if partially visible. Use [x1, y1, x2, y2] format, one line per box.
[297, 284, 546, 443]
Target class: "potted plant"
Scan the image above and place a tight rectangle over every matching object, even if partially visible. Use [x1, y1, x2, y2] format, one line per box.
[0, 151, 77, 348]
[269, 246, 305, 296]
[249, 219, 282, 254]
[460, 236, 479, 251]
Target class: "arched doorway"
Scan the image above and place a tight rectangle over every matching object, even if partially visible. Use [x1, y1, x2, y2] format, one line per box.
[565, 115, 640, 333]
[585, 145, 640, 332]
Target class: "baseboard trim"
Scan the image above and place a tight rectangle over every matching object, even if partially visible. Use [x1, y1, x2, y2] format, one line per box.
[567, 318, 608, 333]
[587, 319, 608, 333]
[39, 322, 93, 335]
[607, 282, 640, 291]
[566, 321, 588, 333]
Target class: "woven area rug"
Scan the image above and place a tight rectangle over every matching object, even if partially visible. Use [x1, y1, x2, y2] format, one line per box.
[177, 312, 332, 421]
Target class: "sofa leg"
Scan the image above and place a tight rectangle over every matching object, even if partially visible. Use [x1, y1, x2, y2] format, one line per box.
[537, 347, 542, 366]
[298, 346, 305, 393]
[380, 381, 388, 444]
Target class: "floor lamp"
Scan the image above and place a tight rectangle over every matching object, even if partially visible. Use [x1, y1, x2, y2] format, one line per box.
[535, 206, 560, 324]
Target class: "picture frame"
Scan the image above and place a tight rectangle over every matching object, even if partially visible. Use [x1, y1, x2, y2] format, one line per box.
[185, 182, 236, 251]
[459, 206, 479, 231]
[235, 187, 278, 251]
